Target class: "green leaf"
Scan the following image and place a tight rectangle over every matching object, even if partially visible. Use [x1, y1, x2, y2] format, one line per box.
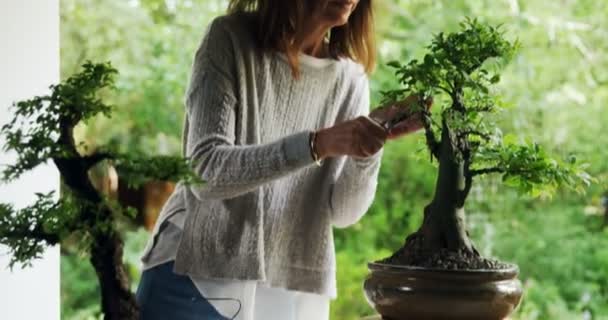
[386, 60, 401, 69]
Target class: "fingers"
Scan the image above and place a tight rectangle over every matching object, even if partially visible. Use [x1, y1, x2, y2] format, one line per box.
[387, 114, 424, 139]
[397, 94, 434, 113]
[358, 136, 384, 157]
[362, 95, 434, 143]
[354, 116, 387, 157]
[363, 115, 385, 130]
[359, 116, 388, 140]
[370, 94, 433, 127]
[368, 104, 399, 124]
[401, 94, 419, 106]
[388, 122, 419, 139]
[327, 109, 425, 159]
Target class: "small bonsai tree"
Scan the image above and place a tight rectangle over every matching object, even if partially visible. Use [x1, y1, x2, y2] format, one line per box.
[378, 19, 592, 269]
[0, 61, 201, 319]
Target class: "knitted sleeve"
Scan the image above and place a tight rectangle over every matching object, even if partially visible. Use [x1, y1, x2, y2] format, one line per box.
[328, 74, 384, 228]
[184, 17, 316, 200]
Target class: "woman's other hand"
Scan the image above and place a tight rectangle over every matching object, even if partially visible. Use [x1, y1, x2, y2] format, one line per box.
[369, 95, 433, 140]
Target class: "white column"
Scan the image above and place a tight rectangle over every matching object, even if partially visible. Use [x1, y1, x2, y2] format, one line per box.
[0, 1, 60, 319]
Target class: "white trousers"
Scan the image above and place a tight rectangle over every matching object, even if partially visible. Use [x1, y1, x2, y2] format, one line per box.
[191, 277, 330, 320]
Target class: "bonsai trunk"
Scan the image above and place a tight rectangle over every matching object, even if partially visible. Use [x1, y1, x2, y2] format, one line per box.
[90, 230, 139, 320]
[383, 120, 488, 268]
[417, 120, 474, 255]
[53, 120, 139, 319]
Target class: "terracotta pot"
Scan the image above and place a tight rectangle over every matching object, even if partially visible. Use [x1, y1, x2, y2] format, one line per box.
[85, 156, 176, 230]
[364, 262, 523, 320]
[117, 177, 176, 231]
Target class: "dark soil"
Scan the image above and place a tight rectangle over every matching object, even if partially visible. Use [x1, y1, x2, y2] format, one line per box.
[377, 234, 510, 270]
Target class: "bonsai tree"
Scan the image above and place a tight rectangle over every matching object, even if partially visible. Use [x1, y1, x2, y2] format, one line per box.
[377, 19, 592, 269]
[0, 61, 201, 319]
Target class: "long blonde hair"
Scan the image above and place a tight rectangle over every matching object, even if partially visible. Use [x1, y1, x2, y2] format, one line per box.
[227, 0, 376, 77]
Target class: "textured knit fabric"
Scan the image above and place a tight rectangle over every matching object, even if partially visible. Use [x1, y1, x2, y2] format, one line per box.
[141, 212, 331, 319]
[140, 11, 383, 298]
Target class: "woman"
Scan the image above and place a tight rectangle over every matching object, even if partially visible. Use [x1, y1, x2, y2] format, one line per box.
[136, 0, 429, 319]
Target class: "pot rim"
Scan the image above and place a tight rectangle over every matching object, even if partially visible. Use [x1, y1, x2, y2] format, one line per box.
[367, 261, 520, 280]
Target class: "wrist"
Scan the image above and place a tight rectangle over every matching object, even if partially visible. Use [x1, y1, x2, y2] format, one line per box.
[309, 130, 324, 166]
[313, 129, 330, 160]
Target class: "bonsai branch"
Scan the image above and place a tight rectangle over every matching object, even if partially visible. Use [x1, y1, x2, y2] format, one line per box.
[469, 167, 505, 177]
[2, 227, 60, 245]
[437, 84, 454, 96]
[82, 151, 115, 170]
[422, 112, 440, 159]
[458, 130, 492, 141]
[470, 104, 496, 113]
[451, 88, 466, 113]
[458, 149, 474, 205]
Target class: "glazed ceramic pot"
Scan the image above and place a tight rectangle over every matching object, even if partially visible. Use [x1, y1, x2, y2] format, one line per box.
[364, 262, 523, 320]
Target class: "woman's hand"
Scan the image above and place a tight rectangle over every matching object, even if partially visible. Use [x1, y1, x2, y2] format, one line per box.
[314, 116, 388, 159]
[369, 95, 433, 140]
[313, 95, 433, 160]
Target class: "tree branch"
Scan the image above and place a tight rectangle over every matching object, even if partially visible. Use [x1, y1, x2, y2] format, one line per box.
[469, 104, 496, 113]
[451, 88, 466, 113]
[437, 85, 453, 95]
[457, 136, 474, 205]
[2, 228, 60, 245]
[469, 167, 505, 176]
[458, 130, 492, 141]
[422, 112, 440, 159]
[82, 151, 115, 170]
[459, 169, 473, 204]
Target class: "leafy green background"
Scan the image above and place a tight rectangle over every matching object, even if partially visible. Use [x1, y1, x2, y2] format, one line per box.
[59, 0, 608, 319]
